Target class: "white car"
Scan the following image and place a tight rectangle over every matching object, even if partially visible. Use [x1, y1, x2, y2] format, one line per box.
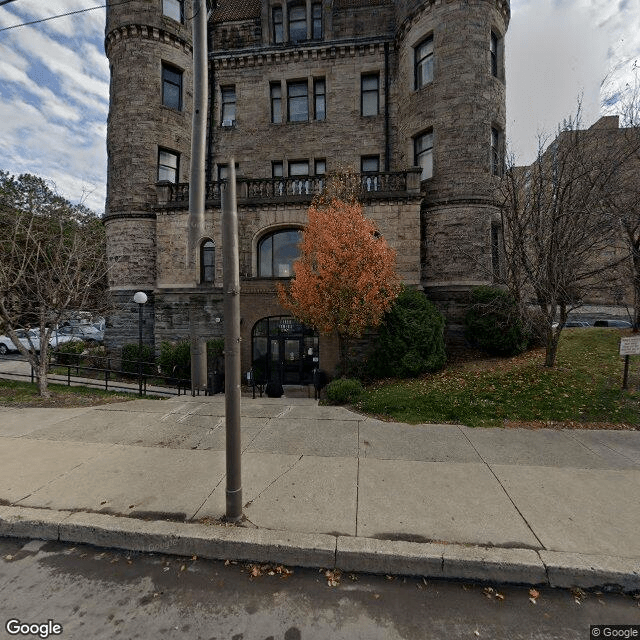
[0, 329, 41, 355]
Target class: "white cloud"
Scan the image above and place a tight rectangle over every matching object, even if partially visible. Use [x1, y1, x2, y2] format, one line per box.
[507, 0, 640, 163]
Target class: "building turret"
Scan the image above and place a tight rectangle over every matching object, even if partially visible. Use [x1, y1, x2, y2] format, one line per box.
[104, 0, 194, 347]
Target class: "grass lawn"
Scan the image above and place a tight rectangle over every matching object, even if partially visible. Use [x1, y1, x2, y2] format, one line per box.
[0, 378, 151, 408]
[355, 328, 640, 428]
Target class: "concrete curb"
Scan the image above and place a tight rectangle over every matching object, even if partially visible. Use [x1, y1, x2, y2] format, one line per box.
[1, 506, 638, 593]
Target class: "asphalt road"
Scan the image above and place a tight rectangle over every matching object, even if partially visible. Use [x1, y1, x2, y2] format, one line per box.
[0, 538, 638, 640]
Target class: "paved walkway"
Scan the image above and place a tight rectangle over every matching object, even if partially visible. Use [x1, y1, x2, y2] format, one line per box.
[0, 395, 639, 591]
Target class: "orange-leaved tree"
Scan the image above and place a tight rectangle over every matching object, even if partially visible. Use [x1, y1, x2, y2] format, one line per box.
[277, 197, 400, 374]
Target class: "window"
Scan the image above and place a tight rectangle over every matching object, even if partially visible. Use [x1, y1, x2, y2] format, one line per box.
[314, 158, 326, 175]
[490, 32, 499, 78]
[289, 159, 310, 194]
[201, 240, 215, 284]
[414, 131, 433, 180]
[287, 81, 308, 122]
[361, 74, 379, 117]
[258, 229, 303, 278]
[163, 0, 183, 22]
[491, 223, 502, 281]
[158, 149, 179, 183]
[272, 6, 284, 44]
[314, 78, 325, 121]
[312, 3, 322, 39]
[289, 4, 307, 43]
[272, 161, 284, 177]
[221, 86, 236, 126]
[270, 82, 282, 123]
[361, 155, 379, 191]
[272, 161, 284, 195]
[491, 127, 502, 176]
[415, 36, 434, 89]
[162, 63, 182, 110]
[218, 162, 239, 182]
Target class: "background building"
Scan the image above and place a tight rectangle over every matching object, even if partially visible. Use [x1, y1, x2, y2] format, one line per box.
[104, 0, 511, 383]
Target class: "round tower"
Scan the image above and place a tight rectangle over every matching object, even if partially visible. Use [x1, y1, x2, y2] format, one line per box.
[104, 0, 194, 348]
[395, 0, 511, 327]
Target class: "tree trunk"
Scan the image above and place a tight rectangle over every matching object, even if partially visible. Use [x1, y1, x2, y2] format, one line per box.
[36, 346, 50, 398]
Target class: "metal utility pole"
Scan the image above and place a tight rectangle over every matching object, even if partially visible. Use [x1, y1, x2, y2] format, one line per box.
[222, 161, 242, 521]
[188, 0, 209, 393]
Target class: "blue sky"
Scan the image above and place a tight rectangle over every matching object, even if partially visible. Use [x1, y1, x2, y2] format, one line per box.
[0, 0, 638, 214]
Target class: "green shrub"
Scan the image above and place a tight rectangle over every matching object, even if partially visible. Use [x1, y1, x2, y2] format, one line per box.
[121, 343, 155, 375]
[464, 286, 530, 356]
[325, 378, 364, 405]
[54, 340, 86, 365]
[158, 340, 191, 379]
[366, 288, 446, 379]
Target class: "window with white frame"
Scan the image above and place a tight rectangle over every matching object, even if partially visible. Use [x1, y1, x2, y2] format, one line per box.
[414, 131, 433, 180]
[415, 35, 434, 89]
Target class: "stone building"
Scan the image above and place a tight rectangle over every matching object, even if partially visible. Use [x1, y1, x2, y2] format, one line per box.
[104, 0, 511, 384]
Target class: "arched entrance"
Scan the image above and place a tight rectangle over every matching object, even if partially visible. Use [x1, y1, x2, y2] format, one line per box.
[251, 316, 319, 385]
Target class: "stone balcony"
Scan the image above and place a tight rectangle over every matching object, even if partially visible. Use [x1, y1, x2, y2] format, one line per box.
[156, 168, 423, 208]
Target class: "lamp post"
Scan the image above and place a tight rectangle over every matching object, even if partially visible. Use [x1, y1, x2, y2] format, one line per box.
[133, 291, 148, 396]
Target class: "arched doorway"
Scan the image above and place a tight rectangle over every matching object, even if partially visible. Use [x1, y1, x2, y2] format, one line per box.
[252, 316, 319, 385]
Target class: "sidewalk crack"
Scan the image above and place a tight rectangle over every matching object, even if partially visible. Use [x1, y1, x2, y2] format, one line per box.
[355, 420, 361, 537]
[562, 430, 639, 467]
[457, 426, 545, 550]
[243, 454, 304, 507]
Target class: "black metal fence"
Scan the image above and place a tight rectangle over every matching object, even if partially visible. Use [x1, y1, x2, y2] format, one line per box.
[0, 353, 194, 396]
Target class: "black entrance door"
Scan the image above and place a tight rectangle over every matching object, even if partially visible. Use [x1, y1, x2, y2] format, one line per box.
[252, 317, 319, 385]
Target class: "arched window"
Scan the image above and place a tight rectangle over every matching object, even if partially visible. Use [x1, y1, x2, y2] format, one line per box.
[258, 229, 302, 278]
[200, 239, 215, 283]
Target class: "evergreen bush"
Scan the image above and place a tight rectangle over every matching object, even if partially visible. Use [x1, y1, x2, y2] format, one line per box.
[325, 378, 364, 405]
[158, 340, 191, 379]
[366, 287, 446, 379]
[463, 286, 530, 356]
[121, 343, 155, 375]
[54, 340, 86, 366]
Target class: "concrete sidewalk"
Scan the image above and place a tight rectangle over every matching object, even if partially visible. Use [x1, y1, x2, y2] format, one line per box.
[0, 395, 639, 591]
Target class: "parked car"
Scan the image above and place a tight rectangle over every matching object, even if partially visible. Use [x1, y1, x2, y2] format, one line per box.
[0, 329, 41, 355]
[593, 319, 632, 328]
[54, 324, 104, 344]
[564, 321, 590, 328]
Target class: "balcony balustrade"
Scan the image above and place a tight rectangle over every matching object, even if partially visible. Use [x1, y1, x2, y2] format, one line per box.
[156, 168, 422, 207]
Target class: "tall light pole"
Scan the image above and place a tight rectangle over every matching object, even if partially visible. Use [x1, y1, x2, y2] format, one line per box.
[133, 291, 147, 396]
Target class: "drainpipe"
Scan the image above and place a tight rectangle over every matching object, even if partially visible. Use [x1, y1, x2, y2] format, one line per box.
[384, 41, 390, 171]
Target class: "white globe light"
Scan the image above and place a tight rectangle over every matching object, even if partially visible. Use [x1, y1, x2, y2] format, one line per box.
[133, 291, 148, 304]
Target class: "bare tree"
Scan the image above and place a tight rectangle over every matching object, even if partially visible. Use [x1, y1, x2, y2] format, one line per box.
[498, 105, 640, 366]
[600, 73, 640, 330]
[0, 171, 111, 397]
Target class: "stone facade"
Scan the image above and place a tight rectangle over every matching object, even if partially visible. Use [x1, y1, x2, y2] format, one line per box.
[104, 0, 511, 381]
